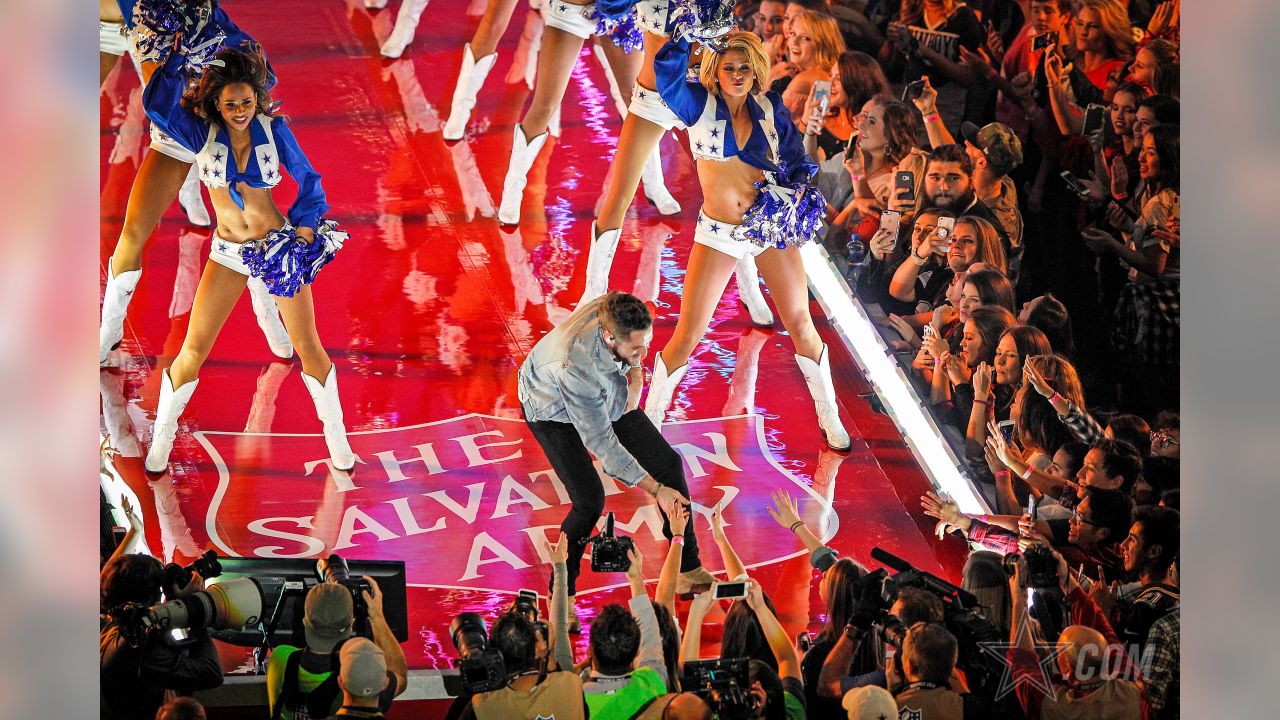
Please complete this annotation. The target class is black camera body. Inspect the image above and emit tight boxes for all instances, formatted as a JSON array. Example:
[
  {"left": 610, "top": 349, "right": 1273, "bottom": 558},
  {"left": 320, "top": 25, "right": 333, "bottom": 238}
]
[
  {"left": 1023, "top": 546, "right": 1060, "bottom": 589},
  {"left": 163, "top": 549, "right": 223, "bottom": 592},
  {"left": 1032, "top": 31, "right": 1059, "bottom": 51},
  {"left": 681, "top": 658, "right": 754, "bottom": 720},
  {"left": 589, "top": 513, "right": 634, "bottom": 573},
  {"left": 316, "top": 555, "right": 373, "bottom": 637},
  {"left": 449, "top": 612, "right": 508, "bottom": 694}
]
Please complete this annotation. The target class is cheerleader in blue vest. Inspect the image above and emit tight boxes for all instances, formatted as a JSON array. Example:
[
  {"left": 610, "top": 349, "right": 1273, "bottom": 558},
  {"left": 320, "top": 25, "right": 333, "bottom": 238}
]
[
  {"left": 642, "top": 30, "right": 850, "bottom": 451},
  {"left": 139, "top": 42, "right": 355, "bottom": 474},
  {"left": 100, "top": 0, "right": 295, "bottom": 366}
]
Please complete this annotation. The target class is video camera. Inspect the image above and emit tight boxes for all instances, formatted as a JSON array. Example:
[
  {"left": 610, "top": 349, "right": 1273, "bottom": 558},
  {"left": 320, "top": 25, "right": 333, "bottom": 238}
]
[
  {"left": 449, "top": 612, "right": 508, "bottom": 694},
  {"left": 588, "top": 512, "right": 634, "bottom": 573},
  {"left": 316, "top": 554, "right": 373, "bottom": 637},
  {"left": 681, "top": 658, "right": 754, "bottom": 720},
  {"left": 867, "top": 548, "right": 1003, "bottom": 700}
]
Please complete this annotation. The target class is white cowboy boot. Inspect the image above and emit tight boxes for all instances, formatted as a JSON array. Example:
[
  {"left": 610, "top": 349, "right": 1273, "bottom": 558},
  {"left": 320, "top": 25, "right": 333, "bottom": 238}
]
[
  {"left": 177, "top": 164, "right": 211, "bottom": 227},
  {"left": 443, "top": 44, "right": 498, "bottom": 141},
  {"left": 146, "top": 370, "right": 199, "bottom": 472},
  {"left": 302, "top": 365, "right": 356, "bottom": 471},
  {"left": 644, "top": 353, "right": 689, "bottom": 428},
  {"left": 100, "top": 259, "right": 141, "bottom": 366},
  {"left": 498, "top": 125, "right": 549, "bottom": 224},
  {"left": 247, "top": 277, "right": 294, "bottom": 359},
  {"left": 640, "top": 143, "right": 681, "bottom": 215},
  {"left": 735, "top": 256, "right": 774, "bottom": 326},
  {"left": 794, "top": 345, "right": 852, "bottom": 451},
  {"left": 506, "top": 10, "right": 544, "bottom": 90},
  {"left": 577, "top": 223, "right": 621, "bottom": 307},
  {"left": 380, "top": 0, "right": 431, "bottom": 58}
]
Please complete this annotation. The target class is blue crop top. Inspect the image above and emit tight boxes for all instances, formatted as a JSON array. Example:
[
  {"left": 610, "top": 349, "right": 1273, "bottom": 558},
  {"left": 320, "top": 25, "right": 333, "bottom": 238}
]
[
  {"left": 142, "top": 52, "right": 328, "bottom": 230},
  {"left": 654, "top": 36, "right": 816, "bottom": 184}
]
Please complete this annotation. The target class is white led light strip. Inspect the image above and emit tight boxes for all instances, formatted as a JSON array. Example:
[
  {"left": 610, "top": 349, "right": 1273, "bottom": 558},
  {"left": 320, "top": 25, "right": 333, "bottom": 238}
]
[{"left": 801, "top": 244, "right": 990, "bottom": 515}]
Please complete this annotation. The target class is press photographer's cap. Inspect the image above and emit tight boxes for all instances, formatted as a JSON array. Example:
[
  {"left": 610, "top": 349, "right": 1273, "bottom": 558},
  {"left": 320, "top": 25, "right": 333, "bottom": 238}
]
[
  {"left": 304, "top": 582, "right": 354, "bottom": 653},
  {"left": 961, "top": 121, "right": 1024, "bottom": 176},
  {"left": 339, "top": 637, "right": 388, "bottom": 698},
  {"left": 842, "top": 685, "right": 898, "bottom": 719}
]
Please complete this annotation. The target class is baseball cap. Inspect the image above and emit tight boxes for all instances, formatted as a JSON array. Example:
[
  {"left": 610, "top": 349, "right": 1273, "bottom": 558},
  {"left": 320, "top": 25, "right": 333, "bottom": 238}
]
[
  {"left": 842, "top": 685, "right": 898, "bottom": 720},
  {"left": 961, "top": 121, "right": 1024, "bottom": 176},
  {"left": 339, "top": 637, "right": 388, "bottom": 699},
  {"left": 303, "top": 583, "right": 354, "bottom": 653}
]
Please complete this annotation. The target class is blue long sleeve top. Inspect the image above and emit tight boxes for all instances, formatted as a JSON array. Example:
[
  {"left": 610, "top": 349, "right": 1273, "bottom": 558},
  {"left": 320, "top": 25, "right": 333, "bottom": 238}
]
[
  {"left": 142, "top": 52, "right": 328, "bottom": 230},
  {"left": 653, "top": 35, "right": 816, "bottom": 185}
]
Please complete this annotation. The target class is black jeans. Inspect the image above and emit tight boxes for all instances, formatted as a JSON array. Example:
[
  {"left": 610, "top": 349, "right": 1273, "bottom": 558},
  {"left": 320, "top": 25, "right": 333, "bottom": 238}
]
[{"left": 525, "top": 408, "right": 702, "bottom": 596}]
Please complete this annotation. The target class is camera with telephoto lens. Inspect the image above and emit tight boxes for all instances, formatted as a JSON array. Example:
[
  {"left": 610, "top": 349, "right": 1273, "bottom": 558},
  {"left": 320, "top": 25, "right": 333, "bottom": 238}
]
[
  {"left": 1023, "top": 546, "right": 1060, "bottom": 589},
  {"left": 449, "top": 612, "right": 507, "bottom": 694},
  {"left": 589, "top": 513, "right": 634, "bottom": 573},
  {"left": 163, "top": 549, "right": 223, "bottom": 592},
  {"left": 681, "top": 658, "right": 754, "bottom": 720},
  {"left": 316, "top": 554, "right": 373, "bottom": 637},
  {"left": 109, "top": 577, "right": 265, "bottom": 648}
]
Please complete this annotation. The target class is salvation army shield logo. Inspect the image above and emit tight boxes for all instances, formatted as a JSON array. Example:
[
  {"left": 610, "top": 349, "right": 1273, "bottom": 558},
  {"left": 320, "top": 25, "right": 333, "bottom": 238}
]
[{"left": 194, "top": 413, "right": 838, "bottom": 595}]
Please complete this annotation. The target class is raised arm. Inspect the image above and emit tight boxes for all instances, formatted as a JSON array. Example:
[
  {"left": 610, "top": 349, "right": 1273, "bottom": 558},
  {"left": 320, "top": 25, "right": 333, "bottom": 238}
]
[
  {"left": 744, "top": 579, "right": 801, "bottom": 681},
  {"left": 653, "top": 36, "right": 709, "bottom": 128},
  {"left": 679, "top": 589, "right": 716, "bottom": 667},
  {"left": 545, "top": 534, "right": 575, "bottom": 672},
  {"left": 139, "top": 50, "right": 209, "bottom": 153},
  {"left": 625, "top": 546, "right": 669, "bottom": 685},
  {"left": 654, "top": 504, "right": 690, "bottom": 613},
  {"left": 709, "top": 503, "right": 748, "bottom": 581}
]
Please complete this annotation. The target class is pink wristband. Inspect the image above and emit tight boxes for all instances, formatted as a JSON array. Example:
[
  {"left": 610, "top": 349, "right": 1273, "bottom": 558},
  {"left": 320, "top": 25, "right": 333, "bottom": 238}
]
[
  {"left": 1021, "top": 464, "right": 1035, "bottom": 480},
  {"left": 1049, "top": 392, "right": 1063, "bottom": 405},
  {"left": 671, "top": 536, "right": 684, "bottom": 545},
  {"left": 923, "top": 112, "right": 940, "bottom": 124}
]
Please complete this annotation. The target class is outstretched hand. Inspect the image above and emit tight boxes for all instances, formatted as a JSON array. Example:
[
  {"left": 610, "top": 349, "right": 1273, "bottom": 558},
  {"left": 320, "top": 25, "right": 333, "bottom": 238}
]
[{"left": 767, "top": 490, "right": 803, "bottom": 531}]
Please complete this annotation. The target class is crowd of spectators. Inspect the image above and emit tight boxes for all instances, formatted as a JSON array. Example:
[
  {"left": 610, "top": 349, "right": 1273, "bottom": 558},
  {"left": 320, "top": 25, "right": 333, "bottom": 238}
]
[{"left": 100, "top": 1, "right": 1178, "bottom": 718}]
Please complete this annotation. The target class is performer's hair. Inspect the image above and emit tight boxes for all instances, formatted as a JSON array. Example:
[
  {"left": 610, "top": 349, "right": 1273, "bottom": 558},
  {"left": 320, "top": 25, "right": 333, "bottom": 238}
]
[
  {"left": 700, "top": 31, "right": 770, "bottom": 97},
  {"left": 603, "top": 292, "right": 652, "bottom": 336},
  {"left": 183, "top": 46, "right": 280, "bottom": 126}
]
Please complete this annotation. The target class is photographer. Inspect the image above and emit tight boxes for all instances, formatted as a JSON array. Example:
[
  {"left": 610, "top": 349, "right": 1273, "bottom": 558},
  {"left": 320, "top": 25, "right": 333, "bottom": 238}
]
[
  {"left": 1006, "top": 548, "right": 1144, "bottom": 719},
  {"left": 815, "top": 584, "right": 947, "bottom": 698},
  {"left": 265, "top": 579, "right": 406, "bottom": 720},
  {"left": 580, "top": 543, "right": 671, "bottom": 719},
  {"left": 100, "top": 553, "right": 223, "bottom": 720},
  {"left": 455, "top": 534, "right": 586, "bottom": 720}
]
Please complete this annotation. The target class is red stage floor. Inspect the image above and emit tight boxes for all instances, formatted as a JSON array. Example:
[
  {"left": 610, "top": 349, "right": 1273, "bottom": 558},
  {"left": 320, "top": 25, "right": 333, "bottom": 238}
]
[{"left": 99, "top": 0, "right": 965, "bottom": 679}]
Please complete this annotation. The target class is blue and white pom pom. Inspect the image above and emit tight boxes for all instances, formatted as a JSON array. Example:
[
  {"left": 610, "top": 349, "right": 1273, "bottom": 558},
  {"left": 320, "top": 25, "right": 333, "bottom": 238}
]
[
  {"left": 669, "top": 0, "right": 736, "bottom": 47},
  {"left": 734, "top": 173, "right": 826, "bottom": 250},
  {"left": 132, "top": 0, "right": 214, "bottom": 65},
  {"left": 241, "top": 220, "right": 349, "bottom": 298},
  {"left": 591, "top": 8, "right": 644, "bottom": 53}
]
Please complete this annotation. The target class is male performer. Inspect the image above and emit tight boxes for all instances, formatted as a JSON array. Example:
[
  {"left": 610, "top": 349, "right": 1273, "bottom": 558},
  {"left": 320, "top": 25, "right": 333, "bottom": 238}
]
[{"left": 519, "top": 292, "right": 714, "bottom": 622}]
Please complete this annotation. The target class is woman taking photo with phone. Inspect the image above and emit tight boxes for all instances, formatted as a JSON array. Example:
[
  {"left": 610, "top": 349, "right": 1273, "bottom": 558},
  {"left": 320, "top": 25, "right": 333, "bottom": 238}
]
[
  {"left": 642, "top": 30, "right": 850, "bottom": 451},
  {"left": 800, "top": 50, "right": 888, "bottom": 161},
  {"left": 140, "top": 42, "right": 356, "bottom": 473}
]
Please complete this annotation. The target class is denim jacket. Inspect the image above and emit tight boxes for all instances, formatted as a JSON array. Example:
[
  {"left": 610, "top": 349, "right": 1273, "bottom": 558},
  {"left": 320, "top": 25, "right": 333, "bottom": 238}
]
[{"left": 519, "top": 297, "right": 646, "bottom": 486}]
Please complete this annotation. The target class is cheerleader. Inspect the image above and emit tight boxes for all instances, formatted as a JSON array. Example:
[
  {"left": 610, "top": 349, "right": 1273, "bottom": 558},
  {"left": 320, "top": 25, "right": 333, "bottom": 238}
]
[
  {"left": 100, "top": 0, "right": 292, "bottom": 366},
  {"left": 643, "top": 30, "right": 850, "bottom": 451},
  {"left": 139, "top": 42, "right": 355, "bottom": 473},
  {"left": 577, "top": 1, "right": 767, "bottom": 323}
]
